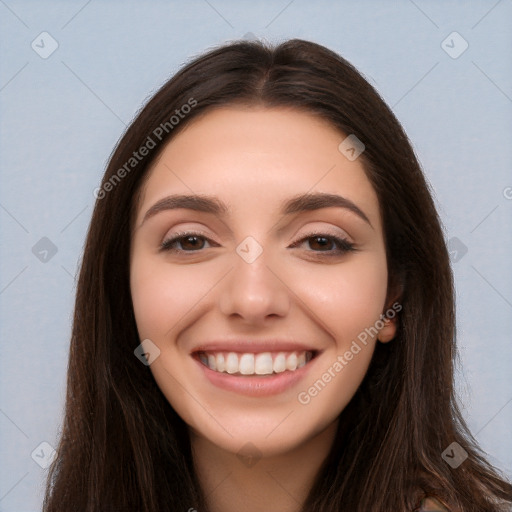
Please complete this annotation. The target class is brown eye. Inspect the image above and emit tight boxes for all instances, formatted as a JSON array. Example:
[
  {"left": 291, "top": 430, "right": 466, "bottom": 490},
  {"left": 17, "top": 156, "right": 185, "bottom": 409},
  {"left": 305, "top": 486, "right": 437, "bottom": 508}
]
[
  {"left": 308, "top": 236, "right": 336, "bottom": 251},
  {"left": 290, "top": 233, "right": 356, "bottom": 256},
  {"left": 161, "top": 232, "right": 214, "bottom": 253}
]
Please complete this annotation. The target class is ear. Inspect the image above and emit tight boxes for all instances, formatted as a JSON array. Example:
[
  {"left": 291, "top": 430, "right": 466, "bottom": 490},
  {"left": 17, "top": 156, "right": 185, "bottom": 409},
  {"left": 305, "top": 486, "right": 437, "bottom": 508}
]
[
  {"left": 377, "top": 282, "right": 403, "bottom": 343},
  {"left": 377, "top": 316, "right": 398, "bottom": 343}
]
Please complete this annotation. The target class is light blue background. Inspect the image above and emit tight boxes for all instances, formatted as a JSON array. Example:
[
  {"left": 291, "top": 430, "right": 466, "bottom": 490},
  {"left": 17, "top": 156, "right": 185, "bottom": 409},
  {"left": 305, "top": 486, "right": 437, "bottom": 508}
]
[{"left": 1, "top": 1, "right": 511, "bottom": 510}]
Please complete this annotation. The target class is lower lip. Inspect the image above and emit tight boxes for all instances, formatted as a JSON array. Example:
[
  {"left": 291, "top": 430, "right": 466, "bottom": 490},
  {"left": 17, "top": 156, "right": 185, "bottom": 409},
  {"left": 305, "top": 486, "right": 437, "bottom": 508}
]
[{"left": 193, "top": 355, "right": 318, "bottom": 397}]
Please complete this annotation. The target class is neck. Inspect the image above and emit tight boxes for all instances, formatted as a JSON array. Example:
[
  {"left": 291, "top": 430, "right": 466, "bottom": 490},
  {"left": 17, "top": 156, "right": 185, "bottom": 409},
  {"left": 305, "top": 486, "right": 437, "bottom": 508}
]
[{"left": 190, "top": 420, "right": 338, "bottom": 512}]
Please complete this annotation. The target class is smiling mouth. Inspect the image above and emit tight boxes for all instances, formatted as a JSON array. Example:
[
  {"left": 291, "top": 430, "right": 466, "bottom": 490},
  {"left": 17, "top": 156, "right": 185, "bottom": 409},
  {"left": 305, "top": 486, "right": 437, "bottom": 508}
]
[{"left": 195, "top": 350, "right": 317, "bottom": 376}]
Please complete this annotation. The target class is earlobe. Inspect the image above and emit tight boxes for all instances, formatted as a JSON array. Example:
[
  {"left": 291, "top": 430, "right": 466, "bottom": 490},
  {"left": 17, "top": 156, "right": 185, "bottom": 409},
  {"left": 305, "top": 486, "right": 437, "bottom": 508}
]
[
  {"left": 379, "top": 280, "right": 403, "bottom": 343},
  {"left": 377, "top": 316, "right": 398, "bottom": 343}
]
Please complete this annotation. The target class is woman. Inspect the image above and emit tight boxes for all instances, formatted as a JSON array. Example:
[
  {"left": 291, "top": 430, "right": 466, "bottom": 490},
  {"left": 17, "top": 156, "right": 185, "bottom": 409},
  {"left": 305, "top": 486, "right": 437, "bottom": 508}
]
[{"left": 42, "top": 38, "right": 512, "bottom": 511}]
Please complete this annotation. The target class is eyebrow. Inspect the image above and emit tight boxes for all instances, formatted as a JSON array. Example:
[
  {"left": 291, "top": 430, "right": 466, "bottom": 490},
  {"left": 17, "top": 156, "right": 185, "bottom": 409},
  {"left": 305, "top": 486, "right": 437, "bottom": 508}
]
[{"left": 141, "top": 192, "right": 373, "bottom": 229}]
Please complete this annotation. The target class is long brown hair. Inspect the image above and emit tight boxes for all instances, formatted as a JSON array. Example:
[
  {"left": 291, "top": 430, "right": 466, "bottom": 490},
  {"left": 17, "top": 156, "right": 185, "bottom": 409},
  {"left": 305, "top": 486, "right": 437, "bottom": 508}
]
[{"left": 42, "top": 38, "right": 512, "bottom": 512}]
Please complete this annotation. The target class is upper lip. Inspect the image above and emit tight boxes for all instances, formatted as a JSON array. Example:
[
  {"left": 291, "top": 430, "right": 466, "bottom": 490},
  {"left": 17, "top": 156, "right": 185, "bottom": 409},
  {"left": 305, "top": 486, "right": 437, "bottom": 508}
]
[{"left": 191, "top": 339, "right": 319, "bottom": 354}]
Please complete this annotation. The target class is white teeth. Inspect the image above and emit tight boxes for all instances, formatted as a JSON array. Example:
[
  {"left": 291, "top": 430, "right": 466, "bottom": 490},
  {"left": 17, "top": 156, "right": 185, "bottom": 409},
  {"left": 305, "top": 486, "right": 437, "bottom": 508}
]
[
  {"left": 255, "top": 352, "right": 273, "bottom": 375},
  {"left": 239, "top": 353, "right": 255, "bottom": 375},
  {"left": 226, "top": 352, "right": 238, "bottom": 374},
  {"left": 273, "top": 353, "right": 287, "bottom": 373},
  {"left": 199, "top": 350, "right": 314, "bottom": 375},
  {"left": 216, "top": 353, "right": 225, "bottom": 372},
  {"left": 286, "top": 353, "right": 298, "bottom": 371}
]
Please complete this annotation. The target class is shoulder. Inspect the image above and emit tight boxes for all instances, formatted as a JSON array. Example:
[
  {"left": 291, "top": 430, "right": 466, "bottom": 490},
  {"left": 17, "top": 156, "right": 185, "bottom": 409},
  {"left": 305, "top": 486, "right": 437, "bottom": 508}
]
[{"left": 417, "top": 497, "right": 450, "bottom": 511}]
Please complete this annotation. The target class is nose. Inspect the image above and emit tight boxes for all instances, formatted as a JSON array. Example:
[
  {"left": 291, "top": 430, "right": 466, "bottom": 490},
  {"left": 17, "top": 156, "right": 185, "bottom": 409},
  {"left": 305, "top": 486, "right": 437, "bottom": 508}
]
[{"left": 218, "top": 249, "right": 291, "bottom": 326}]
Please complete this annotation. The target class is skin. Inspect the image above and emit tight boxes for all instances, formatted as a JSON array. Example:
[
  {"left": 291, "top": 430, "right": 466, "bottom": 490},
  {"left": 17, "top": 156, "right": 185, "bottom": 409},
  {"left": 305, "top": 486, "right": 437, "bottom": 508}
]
[{"left": 130, "top": 106, "right": 398, "bottom": 512}]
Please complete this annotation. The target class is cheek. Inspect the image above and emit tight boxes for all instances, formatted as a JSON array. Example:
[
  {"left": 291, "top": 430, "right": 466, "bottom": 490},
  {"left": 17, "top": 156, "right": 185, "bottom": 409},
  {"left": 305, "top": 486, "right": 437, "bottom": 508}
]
[
  {"left": 130, "top": 257, "right": 199, "bottom": 340},
  {"left": 299, "top": 253, "right": 389, "bottom": 344},
  {"left": 293, "top": 256, "right": 388, "bottom": 422}
]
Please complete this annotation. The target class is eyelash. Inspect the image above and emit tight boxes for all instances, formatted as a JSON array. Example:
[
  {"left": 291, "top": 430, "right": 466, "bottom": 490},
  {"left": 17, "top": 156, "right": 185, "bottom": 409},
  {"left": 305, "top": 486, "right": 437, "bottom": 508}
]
[{"left": 160, "top": 231, "right": 357, "bottom": 257}]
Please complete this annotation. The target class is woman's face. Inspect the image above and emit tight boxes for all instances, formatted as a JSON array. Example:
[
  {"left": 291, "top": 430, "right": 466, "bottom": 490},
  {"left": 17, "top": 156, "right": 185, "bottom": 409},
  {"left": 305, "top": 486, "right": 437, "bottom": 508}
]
[{"left": 130, "top": 106, "right": 396, "bottom": 458}]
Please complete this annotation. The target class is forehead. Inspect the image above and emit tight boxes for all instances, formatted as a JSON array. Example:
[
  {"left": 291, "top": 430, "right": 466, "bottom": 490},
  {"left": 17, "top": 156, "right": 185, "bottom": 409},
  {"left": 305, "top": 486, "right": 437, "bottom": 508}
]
[{"left": 135, "top": 106, "right": 381, "bottom": 230}]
